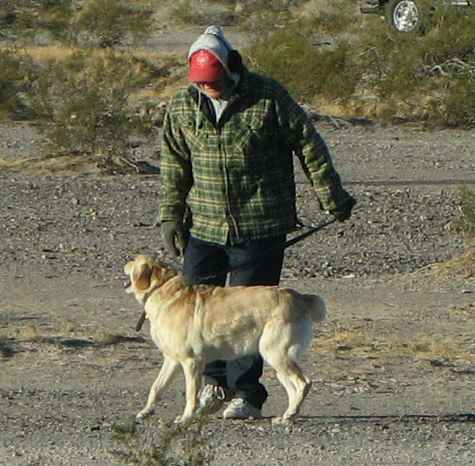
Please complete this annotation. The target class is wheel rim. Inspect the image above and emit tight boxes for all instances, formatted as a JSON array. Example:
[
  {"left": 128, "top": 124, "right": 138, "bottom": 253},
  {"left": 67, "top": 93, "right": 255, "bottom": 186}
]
[{"left": 393, "top": 1, "right": 420, "bottom": 32}]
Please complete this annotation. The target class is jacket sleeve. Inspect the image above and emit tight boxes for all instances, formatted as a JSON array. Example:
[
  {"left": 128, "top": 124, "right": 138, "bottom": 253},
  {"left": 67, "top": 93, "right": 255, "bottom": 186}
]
[
  {"left": 276, "top": 87, "right": 353, "bottom": 213},
  {"left": 159, "top": 105, "right": 193, "bottom": 223}
]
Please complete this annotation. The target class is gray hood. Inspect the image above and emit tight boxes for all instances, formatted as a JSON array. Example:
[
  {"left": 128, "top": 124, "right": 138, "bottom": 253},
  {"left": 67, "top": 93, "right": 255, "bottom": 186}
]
[{"left": 188, "top": 25, "right": 235, "bottom": 78}]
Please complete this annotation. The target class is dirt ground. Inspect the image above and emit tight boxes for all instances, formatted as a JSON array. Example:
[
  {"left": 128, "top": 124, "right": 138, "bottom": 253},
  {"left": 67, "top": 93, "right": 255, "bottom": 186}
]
[{"left": 0, "top": 118, "right": 474, "bottom": 466}]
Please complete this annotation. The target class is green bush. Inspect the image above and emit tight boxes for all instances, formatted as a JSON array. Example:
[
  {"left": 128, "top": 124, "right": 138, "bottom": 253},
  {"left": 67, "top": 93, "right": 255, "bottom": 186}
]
[
  {"left": 171, "top": 1, "right": 206, "bottom": 26},
  {"left": 7, "top": 0, "right": 74, "bottom": 43},
  {"left": 111, "top": 417, "right": 214, "bottom": 466},
  {"left": 423, "top": 3, "right": 475, "bottom": 61},
  {"left": 433, "top": 78, "right": 475, "bottom": 128},
  {"left": 4, "top": 0, "right": 153, "bottom": 47},
  {"left": 242, "top": 0, "right": 359, "bottom": 102},
  {"left": 248, "top": 31, "right": 359, "bottom": 102},
  {"left": 29, "top": 50, "right": 157, "bottom": 169},
  {"left": 73, "top": 0, "right": 153, "bottom": 48},
  {"left": 171, "top": 0, "right": 236, "bottom": 26},
  {"left": 0, "top": 49, "right": 37, "bottom": 119},
  {"left": 237, "top": 0, "right": 294, "bottom": 30},
  {"left": 244, "top": 0, "right": 475, "bottom": 126},
  {"left": 354, "top": 5, "right": 475, "bottom": 124}
]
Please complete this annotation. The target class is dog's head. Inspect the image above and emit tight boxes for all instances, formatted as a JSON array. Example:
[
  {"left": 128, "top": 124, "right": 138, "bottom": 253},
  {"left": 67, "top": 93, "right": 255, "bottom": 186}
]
[{"left": 124, "top": 255, "right": 178, "bottom": 302}]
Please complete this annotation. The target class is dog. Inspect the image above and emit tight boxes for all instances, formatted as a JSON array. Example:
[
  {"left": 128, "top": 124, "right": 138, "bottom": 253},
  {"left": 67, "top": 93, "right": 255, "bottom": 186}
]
[{"left": 124, "top": 255, "right": 326, "bottom": 424}]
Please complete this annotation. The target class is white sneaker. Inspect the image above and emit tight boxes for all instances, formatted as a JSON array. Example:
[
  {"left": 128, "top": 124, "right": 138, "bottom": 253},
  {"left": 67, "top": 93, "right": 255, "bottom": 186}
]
[
  {"left": 222, "top": 398, "right": 262, "bottom": 420},
  {"left": 197, "top": 385, "right": 227, "bottom": 416}
]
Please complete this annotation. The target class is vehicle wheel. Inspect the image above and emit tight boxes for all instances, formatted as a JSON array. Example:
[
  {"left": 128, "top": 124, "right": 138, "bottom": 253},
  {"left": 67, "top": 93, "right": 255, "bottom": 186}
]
[{"left": 385, "top": 0, "right": 426, "bottom": 33}]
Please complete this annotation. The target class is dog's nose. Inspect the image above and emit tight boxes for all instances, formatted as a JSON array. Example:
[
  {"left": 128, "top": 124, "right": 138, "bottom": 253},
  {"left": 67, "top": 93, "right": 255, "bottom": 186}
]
[{"left": 123, "top": 279, "right": 131, "bottom": 289}]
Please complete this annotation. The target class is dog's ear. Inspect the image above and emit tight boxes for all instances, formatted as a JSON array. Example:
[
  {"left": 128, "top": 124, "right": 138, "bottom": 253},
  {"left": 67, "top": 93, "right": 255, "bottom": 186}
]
[
  {"left": 133, "top": 262, "right": 153, "bottom": 291},
  {"left": 152, "top": 265, "right": 177, "bottom": 285}
]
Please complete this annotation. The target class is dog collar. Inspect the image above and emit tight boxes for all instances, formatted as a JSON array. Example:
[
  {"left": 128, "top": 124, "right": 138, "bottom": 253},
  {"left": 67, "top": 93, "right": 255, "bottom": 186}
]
[
  {"left": 135, "top": 283, "right": 161, "bottom": 332},
  {"left": 142, "top": 283, "right": 161, "bottom": 306}
]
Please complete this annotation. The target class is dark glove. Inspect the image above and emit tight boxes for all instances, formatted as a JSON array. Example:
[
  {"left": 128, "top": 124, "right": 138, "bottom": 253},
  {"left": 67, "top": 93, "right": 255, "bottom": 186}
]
[
  {"left": 161, "top": 221, "right": 187, "bottom": 257},
  {"left": 331, "top": 196, "right": 357, "bottom": 222}
]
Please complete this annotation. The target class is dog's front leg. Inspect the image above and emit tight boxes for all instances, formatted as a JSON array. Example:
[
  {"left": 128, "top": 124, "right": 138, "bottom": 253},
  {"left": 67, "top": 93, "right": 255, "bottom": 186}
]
[
  {"left": 137, "top": 356, "right": 179, "bottom": 420},
  {"left": 175, "top": 358, "right": 204, "bottom": 424}
]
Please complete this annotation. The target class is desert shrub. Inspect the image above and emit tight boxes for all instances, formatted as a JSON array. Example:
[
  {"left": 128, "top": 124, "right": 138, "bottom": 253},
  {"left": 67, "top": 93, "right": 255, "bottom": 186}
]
[
  {"left": 28, "top": 50, "right": 158, "bottom": 169},
  {"left": 434, "top": 78, "right": 475, "bottom": 128},
  {"left": 242, "top": 0, "right": 360, "bottom": 102},
  {"left": 244, "top": 0, "right": 475, "bottom": 125},
  {"left": 0, "top": 49, "right": 37, "bottom": 119},
  {"left": 238, "top": 0, "right": 355, "bottom": 35},
  {"left": 170, "top": 1, "right": 206, "bottom": 26},
  {"left": 301, "top": 0, "right": 357, "bottom": 35},
  {"left": 5, "top": 0, "right": 75, "bottom": 43},
  {"left": 423, "top": 2, "right": 475, "bottom": 58},
  {"left": 0, "top": 2, "right": 19, "bottom": 40},
  {"left": 245, "top": 21, "right": 360, "bottom": 102},
  {"left": 111, "top": 417, "right": 214, "bottom": 466},
  {"left": 4, "top": 0, "right": 153, "bottom": 47},
  {"left": 237, "top": 0, "right": 296, "bottom": 32},
  {"left": 357, "top": 27, "right": 421, "bottom": 100},
  {"left": 385, "top": 3, "right": 475, "bottom": 77},
  {"left": 172, "top": 0, "right": 237, "bottom": 26},
  {"left": 73, "top": 0, "right": 154, "bottom": 48},
  {"left": 350, "top": 3, "right": 475, "bottom": 124}
]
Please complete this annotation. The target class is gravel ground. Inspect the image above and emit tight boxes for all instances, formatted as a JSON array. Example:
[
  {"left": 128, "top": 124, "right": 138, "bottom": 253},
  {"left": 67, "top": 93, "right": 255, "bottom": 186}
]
[{"left": 1, "top": 120, "right": 475, "bottom": 465}]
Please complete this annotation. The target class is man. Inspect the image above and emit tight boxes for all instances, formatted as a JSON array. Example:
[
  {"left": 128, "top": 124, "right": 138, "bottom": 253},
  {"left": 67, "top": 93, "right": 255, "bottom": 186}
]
[{"left": 159, "top": 26, "right": 356, "bottom": 419}]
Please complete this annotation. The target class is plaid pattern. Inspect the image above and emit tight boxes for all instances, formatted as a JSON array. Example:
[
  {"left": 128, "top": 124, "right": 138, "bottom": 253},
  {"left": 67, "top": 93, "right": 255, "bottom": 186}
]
[{"left": 159, "top": 69, "right": 352, "bottom": 245}]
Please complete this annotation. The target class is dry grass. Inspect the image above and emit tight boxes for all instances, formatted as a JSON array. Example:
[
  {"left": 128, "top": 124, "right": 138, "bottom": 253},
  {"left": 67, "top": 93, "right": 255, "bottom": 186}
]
[
  {"left": 431, "top": 248, "right": 475, "bottom": 279},
  {"left": 313, "top": 90, "right": 444, "bottom": 124},
  {"left": 316, "top": 327, "right": 475, "bottom": 362},
  {"left": 24, "top": 43, "right": 186, "bottom": 103},
  {"left": 18, "top": 323, "right": 43, "bottom": 342},
  {"left": 294, "top": 0, "right": 360, "bottom": 18},
  {"left": 15, "top": 45, "right": 77, "bottom": 63},
  {"left": 0, "top": 320, "right": 133, "bottom": 348},
  {"left": 93, "top": 331, "right": 128, "bottom": 345},
  {"left": 449, "top": 302, "right": 475, "bottom": 318},
  {"left": 11, "top": 44, "right": 173, "bottom": 65},
  {"left": 0, "top": 154, "right": 100, "bottom": 176}
]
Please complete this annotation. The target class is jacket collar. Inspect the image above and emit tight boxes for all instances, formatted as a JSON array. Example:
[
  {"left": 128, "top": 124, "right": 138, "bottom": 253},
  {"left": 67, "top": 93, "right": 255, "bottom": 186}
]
[{"left": 187, "top": 67, "right": 251, "bottom": 126}]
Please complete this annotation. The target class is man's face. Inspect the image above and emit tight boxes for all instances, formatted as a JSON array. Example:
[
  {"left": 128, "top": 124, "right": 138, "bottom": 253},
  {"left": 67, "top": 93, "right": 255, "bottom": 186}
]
[{"left": 197, "top": 78, "right": 226, "bottom": 99}]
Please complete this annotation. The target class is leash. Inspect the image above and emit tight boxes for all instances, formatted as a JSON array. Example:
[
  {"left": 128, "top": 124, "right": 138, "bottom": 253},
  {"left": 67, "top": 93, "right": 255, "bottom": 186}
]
[
  {"left": 208, "top": 216, "right": 338, "bottom": 277},
  {"left": 136, "top": 311, "right": 147, "bottom": 332},
  {"left": 284, "top": 216, "right": 338, "bottom": 248}
]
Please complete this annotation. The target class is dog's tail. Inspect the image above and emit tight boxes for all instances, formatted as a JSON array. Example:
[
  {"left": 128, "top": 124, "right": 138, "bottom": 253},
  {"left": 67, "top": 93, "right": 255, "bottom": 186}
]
[{"left": 301, "top": 293, "right": 326, "bottom": 322}]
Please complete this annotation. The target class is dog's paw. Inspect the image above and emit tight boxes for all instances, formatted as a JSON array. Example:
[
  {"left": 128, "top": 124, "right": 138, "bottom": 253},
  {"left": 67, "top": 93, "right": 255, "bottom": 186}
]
[
  {"left": 174, "top": 414, "right": 193, "bottom": 425},
  {"left": 136, "top": 409, "right": 154, "bottom": 420},
  {"left": 271, "top": 416, "right": 292, "bottom": 426}
]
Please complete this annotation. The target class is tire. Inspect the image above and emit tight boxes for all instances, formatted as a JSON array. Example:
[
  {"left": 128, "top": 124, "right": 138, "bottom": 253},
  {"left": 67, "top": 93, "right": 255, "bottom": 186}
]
[{"left": 385, "top": 0, "right": 426, "bottom": 32}]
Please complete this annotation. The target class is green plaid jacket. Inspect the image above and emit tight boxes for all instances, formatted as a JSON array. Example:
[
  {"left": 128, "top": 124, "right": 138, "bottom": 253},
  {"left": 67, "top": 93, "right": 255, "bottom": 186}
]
[{"left": 159, "top": 68, "right": 352, "bottom": 245}]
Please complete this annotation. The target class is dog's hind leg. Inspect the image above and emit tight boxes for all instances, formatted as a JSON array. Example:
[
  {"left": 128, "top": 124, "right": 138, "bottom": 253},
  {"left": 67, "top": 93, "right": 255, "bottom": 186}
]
[
  {"left": 176, "top": 358, "right": 204, "bottom": 424},
  {"left": 277, "top": 359, "right": 311, "bottom": 423},
  {"left": 260, "top": 322, "right": 312, "bottom": 423},
  {"left": 264, "top": 352, "right": 312, "bottom": 424},
  {"left": 137, "top": 356, "right": 179, "bottom": 420}
]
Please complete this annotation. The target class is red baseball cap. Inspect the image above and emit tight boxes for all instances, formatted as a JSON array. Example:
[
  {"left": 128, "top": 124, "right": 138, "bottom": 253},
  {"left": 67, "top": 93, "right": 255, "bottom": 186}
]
[{"left": 188, "top": 49, "right": 225, "bottom": 83}]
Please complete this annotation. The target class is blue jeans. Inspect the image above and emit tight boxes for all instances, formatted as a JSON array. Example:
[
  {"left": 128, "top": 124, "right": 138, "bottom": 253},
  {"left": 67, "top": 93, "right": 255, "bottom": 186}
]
[{"left": 183, "top": 234, "right": 286, "bottom": 409}]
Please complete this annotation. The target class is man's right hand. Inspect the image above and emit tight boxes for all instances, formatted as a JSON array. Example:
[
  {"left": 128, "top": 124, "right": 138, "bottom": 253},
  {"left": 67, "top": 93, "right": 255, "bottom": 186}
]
[{"left": 161, "top": 221, "right": 186, "bottom": 257}]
